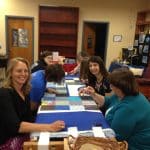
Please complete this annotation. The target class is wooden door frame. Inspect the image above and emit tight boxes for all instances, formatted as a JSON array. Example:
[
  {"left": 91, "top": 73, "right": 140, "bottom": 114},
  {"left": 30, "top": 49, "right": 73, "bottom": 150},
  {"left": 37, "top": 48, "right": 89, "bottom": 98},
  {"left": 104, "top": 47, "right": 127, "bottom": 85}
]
[
  {"left": 82, "top": 21, "right": 109, "bottom": 64},
  {"left": 5, "top": 16, "right": 34, "bottom": 63}
]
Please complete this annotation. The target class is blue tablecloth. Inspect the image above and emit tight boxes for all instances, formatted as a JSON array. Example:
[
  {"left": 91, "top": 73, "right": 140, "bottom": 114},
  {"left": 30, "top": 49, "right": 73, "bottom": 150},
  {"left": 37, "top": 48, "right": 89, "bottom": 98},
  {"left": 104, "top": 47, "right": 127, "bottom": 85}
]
[{"left": 36, "top": 111, "right": 109, "bottom": 131}]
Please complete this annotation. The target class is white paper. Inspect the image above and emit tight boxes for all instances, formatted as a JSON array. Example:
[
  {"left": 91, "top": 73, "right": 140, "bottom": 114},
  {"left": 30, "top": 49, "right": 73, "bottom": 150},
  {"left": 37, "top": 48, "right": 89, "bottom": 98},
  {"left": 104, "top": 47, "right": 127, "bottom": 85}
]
[
  {"left": 68, "top": 127, "right": 78, "bottom": 137},
  {"left": 38, "top": 132, "right": 50, "bottom": 150},
  {"left": 67, "top": 85, "right": 85, "bottom": 96},
  {"left": 92, "top": 126, "right": 105, "bottom": 137}
]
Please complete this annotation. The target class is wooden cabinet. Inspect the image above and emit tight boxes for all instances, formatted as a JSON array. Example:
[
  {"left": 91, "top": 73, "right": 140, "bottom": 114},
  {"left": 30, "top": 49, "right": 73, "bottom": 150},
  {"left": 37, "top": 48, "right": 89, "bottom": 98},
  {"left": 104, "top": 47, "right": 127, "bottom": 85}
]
[
  {"left": 39, "top": 6, "right": 79, "bottom": 58},
  {"left": 135, "top": 10, "right": 150, "bottom": 34}
]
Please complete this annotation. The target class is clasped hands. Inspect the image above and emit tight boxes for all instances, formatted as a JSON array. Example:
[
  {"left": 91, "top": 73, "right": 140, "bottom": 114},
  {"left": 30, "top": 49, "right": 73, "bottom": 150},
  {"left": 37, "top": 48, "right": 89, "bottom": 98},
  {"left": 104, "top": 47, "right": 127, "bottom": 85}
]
[{"left": 79, "top": 86, "right": 95, "bottom": 96}]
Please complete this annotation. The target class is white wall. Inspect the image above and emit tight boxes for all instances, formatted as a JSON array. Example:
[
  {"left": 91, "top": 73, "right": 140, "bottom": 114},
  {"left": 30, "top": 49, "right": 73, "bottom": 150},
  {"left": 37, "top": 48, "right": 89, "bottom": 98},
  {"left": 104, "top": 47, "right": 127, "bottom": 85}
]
[{"left": 0, "top": 0, "right": 149, "bottom": 68}]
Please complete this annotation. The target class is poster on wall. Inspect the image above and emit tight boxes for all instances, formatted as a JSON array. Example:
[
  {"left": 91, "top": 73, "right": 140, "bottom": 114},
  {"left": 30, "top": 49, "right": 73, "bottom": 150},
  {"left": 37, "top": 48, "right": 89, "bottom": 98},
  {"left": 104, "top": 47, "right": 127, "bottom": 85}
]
[
  {"left": 12, "top": 29, "right": 18, "bottom": 47},
  {"left": 18, "top": 28, "right": 29, "bottom": 48},
  {"left": 12, "top": 28, "right": 29, "bottom": 48}
]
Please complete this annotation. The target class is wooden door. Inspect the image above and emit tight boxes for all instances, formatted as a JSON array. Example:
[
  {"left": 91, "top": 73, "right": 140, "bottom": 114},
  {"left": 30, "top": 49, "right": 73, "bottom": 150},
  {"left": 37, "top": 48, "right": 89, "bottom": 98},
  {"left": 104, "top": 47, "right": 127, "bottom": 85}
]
[
  {"left": 83, "top": 23, "right": 96, "bottom": 55},
  {"left": 6, "top": 17, "right": 34, "bottom": 65}
]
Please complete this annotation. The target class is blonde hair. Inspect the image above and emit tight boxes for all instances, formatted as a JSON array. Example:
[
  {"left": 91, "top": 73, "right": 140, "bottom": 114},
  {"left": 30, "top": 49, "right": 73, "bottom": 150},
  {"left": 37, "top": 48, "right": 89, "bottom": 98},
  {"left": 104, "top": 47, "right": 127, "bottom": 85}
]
[{"left": 3, "top": 57, "right": 31, "bottom": 95}]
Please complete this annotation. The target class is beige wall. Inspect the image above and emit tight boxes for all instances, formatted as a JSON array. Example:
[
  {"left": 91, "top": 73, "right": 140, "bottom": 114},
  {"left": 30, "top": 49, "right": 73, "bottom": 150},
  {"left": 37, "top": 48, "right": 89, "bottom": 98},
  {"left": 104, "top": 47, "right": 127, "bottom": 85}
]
[{"left": 0, "top": 0, "right": 149, "bottom": 68}]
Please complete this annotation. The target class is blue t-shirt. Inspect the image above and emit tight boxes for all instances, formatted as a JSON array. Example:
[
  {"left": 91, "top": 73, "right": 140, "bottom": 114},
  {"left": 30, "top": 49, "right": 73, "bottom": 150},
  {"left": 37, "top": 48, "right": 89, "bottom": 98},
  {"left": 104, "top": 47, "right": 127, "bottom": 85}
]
[{"left": 30, "top": 70, "right": 46, "bottom": 103}]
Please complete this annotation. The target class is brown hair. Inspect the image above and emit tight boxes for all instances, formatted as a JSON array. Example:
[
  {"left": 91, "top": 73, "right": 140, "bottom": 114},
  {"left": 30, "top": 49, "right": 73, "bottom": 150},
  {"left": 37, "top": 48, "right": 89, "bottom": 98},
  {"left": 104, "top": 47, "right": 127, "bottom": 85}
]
[
  {"left": 76, "top": 51, "right": 89, "bottom": 62},
  {"left": 3, "top": 57, "right": 31, "bottom": 95},
  {"left": 45, "top": 64, "right": 65, "bottom": 83},
  {"left": 80, "top": 58, "right": 89, "bottom": 81},
  {"left": 108, "top": 68, "right": 139, "bottom": 96}
]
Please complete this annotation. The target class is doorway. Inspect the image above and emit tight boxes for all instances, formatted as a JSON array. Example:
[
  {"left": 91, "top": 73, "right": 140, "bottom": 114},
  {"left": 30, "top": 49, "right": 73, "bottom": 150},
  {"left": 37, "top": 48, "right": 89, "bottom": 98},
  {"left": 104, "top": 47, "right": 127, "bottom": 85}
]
[
  {"left": 6, "top": 16, "right": 34, "bottom": 65},
  {"left": 82, "top": 21, "right": 109, "bottom": 62}
]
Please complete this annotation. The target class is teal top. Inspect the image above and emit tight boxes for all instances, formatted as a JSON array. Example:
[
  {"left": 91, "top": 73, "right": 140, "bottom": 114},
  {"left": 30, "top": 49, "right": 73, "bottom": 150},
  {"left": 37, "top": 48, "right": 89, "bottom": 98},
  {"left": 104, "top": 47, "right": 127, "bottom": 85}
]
[{"left": 104, "top": 93, "right": 150, "bottom": 150}]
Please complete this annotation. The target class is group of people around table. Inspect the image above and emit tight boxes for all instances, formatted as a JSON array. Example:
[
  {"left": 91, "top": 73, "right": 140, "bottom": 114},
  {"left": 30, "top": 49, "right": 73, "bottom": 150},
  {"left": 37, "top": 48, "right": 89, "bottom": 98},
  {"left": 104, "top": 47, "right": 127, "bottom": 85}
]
[{"left": 0, "top": 50, "right": 150, "bottom": 150}]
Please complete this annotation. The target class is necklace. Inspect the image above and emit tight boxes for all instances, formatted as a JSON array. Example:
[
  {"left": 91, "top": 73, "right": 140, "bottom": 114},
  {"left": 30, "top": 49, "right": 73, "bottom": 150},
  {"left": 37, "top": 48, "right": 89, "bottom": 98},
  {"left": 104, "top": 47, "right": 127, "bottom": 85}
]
[{"left": 96, "top": 75, "right": 103, "bottom": 84}]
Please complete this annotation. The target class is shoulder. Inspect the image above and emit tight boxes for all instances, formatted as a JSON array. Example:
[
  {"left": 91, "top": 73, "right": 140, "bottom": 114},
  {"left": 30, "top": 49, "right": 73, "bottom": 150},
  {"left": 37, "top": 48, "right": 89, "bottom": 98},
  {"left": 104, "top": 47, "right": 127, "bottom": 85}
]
[
  {"left": 0, "top": 87, "right": 12, "bottom": 95},
  {"left": 31, "top": 71, "right": 46, "bottom": 87},
  {"left": 0, "top": 87, "right": 15, "bottom": 104},
  {"left": 31, "top": 70, "right": 45, "bottom": 78}
]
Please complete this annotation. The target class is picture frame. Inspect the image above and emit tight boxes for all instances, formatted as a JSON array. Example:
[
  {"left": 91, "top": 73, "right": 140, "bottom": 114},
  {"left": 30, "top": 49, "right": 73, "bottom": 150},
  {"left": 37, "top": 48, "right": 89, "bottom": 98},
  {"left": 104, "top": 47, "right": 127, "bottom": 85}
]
[
  {"left": 143, "top": 45, "right": 149, "bottom": 53},
  {"left": 142, "top": 55, "right": 148, "bottom": 64},
  {"left": 113, "top": 35, "right": 122, "bottom": 42}
]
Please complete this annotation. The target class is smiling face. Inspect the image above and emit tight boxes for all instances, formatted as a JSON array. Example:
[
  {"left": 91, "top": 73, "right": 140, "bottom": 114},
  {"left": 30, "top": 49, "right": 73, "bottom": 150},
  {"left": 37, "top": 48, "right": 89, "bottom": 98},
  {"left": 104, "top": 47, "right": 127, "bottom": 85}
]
[
  {"left": 89, "top": 62, "right": 100, "bottom": 76},
  {"left": 11, "top": 61, "right": 29, "bottom": 87}
]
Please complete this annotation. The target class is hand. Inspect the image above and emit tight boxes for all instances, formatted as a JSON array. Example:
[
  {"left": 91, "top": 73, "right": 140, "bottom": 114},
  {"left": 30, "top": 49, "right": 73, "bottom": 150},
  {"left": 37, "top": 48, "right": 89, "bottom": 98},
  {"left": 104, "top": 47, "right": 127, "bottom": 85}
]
[
  {"left": 47, "top": 88, "right": 58, "bottom": 94},
  {"left": 86, "top": 86, "right": 95, "bottom": 95},
  {"left": 69, "top": 69, "right": 76, "bottom": 75},
  {"left": 78, "top": 87, "right": 86, "bottom": 96},
  {"left": 49, "top": 120, "right": 65, "bottom": 132},
  {"left": 79, "top": 86, "right": 95, "bottom": 96}
]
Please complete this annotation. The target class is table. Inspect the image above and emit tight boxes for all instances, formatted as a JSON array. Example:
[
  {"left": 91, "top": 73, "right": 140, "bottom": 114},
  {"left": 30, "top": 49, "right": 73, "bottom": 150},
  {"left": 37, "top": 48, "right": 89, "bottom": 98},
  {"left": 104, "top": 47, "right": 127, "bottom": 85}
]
[{"left": 28, "top": 75, "right": 111, "bottom": 149}]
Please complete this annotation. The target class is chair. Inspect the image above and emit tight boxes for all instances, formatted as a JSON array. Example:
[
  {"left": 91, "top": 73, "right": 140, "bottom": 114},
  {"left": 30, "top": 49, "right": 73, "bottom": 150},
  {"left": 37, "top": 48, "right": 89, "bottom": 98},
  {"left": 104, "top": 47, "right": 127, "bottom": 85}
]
[{"left": 136, "top": 60, "right": 150, "bottom": 100}]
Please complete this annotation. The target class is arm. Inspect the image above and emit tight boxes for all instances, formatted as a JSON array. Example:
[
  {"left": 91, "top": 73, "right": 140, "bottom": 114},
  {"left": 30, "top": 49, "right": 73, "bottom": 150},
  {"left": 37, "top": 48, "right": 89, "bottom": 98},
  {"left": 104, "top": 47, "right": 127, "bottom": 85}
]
[
  {"left": 19, "top": 120, "right": 65, "bottom": 133},
  {"left": 46, "top": 87, "right": 58, "bottom": 94},
  {"left": 0, "top": 88, "right": 65, "bottom": 134},
  {"left": 69, "top": 64, "right": 80, "bottom": 75},
  {"left": 79, "top": 86, "right": 105, "bottom": 108}
]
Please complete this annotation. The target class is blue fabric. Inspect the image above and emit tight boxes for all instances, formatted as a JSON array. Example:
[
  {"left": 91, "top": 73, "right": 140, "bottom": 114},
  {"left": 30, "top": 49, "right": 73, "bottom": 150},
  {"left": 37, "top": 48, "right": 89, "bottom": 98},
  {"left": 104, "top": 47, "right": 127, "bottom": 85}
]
[
  {"left": 30, "top": 70, "right": 46, "bottom": 103},
  {"left": 36, "top": 111, "right": 109, "bottom": 131},
  {"left": 65, "top": 74, "right": 79, "bottom": 80},
  {"left": 108, "top": 62, "right": 122, "bottom": 72},
  {"left": 55, "top": 105, "right": 69, "bottom": 110}
]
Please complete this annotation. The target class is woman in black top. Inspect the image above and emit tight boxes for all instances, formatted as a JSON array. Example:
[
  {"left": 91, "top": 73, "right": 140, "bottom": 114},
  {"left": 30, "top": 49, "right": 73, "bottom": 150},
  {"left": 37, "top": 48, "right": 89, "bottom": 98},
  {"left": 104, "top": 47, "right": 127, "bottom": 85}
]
[
  {"left": 87, "top": 56, "right": 111, "bottom": 96},
  {"left": 0, "top": 57, "right": 65, "bottom": 149},
  {"left": 80, "top": 56, "right": 111, "bottom": 96},
  {"left": 31, "top": 50, "right": 53, "bottom": 73},
  {"left": 79, "top": 56, "right": 111, "bottom": 114}
]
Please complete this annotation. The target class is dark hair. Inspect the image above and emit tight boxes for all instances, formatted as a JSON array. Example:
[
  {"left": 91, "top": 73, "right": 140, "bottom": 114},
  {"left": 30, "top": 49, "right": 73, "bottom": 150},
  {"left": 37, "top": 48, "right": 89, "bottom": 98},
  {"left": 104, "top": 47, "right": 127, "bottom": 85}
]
[
  {"left": 108, "top": 68, "right": 139, "bottom": 96},
  {"left": 45, "top": 64, "right": 65, "bottom": 83},
  {"left": 40, "top": 50, "right": 52, "bottom": 60},
  {"left": 88, "top": 55, "right": 108, "bottom": 76},
  {"left": 88, "top": 56, "right": 108, "bottom": 87}
]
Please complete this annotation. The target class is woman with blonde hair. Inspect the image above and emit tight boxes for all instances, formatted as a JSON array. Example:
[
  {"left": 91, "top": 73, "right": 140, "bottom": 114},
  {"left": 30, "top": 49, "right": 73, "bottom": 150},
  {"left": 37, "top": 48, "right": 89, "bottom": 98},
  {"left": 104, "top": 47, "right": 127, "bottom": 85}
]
[{"left": 0, "top": 57, "right": 65, "bottom": 149}]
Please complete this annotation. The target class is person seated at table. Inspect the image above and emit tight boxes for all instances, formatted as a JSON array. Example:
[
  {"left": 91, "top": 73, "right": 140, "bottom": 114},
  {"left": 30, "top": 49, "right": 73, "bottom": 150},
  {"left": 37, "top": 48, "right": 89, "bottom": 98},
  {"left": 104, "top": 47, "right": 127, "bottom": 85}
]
[
  {"left": 79, "top": 56, "right": 111, "bottom": 96},
  {"left": 31, "top": 50, "right": 53, "bottom": 73},
  {"left": 80, "top": 68, "right": 150, "bottom": 150},
  {"left": 30, "top": 63, "right": 65, "bottom": 112},
  {"left": 79, "top": 58, "right": 89, "bottom": 84},
  {"left": 0, "top": 57, "right": 65, "bottom": 149},
  {"left": 79, "top": 56, "right": 112, "bottom": 114},
  {"left": 69, "top": 51, "right": 89, "bottom": 75}
]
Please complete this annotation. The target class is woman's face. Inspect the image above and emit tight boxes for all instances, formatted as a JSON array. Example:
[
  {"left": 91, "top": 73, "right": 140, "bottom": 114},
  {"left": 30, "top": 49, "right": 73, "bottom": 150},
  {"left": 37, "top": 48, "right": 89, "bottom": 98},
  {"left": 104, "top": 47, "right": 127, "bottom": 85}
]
[
  {"left": 89, "top": 62, "right": 100, "bottom": 76},
  {"left": 110, "top": 84, "right": 124, "bottom": 99},
  {"left": 11, "top": 61, "right": 29, "bottom": 87},
  {"left": 44, "top": 55, "right": 53, "bottom": 65}
]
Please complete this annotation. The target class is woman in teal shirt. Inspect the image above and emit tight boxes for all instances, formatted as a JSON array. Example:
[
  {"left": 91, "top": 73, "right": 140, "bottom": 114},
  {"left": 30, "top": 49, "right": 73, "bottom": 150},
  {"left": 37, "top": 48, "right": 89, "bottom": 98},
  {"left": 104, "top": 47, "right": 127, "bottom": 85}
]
[{"left": 81, "top": 68, "right": 150, "bottom": 150}]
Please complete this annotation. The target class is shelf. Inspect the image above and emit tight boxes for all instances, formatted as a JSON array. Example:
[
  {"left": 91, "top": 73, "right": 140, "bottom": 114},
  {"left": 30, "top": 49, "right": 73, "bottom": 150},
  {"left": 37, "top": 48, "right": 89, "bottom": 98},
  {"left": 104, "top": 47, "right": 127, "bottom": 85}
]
[
  {"left": 136, "top": 21, "right": 150, "bottom": 26},
  {"left": 40, "top": 20, "right": 78, "bottom": 25},
  {"left": 39, "top": 6, "right": 79, "bottom": 58}
]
